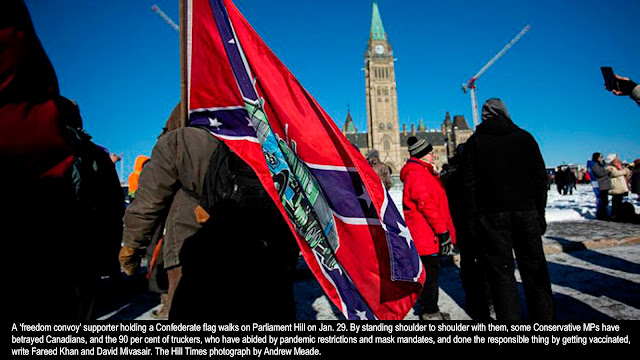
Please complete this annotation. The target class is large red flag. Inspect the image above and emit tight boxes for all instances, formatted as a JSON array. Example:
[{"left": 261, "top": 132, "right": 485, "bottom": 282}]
[{"left": 187, "top": 0, "right": 424, "bottom": 320}]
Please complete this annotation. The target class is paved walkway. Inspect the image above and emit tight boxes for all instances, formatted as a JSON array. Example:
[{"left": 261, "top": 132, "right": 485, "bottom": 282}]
[
  {"left": 101, "top": 219, "right": 640, "bottom": 321},
  {"left": 542, "top": 220, "right": 640, "bottom": 254},
  {"left": 294, "top": 219, "right": 640, "bottom": 321}
]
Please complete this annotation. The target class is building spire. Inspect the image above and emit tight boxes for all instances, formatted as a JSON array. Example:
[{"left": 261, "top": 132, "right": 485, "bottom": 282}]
[
  {"left": 344, "top": 107, "right": 357, "bottom": 133},
  {"left": 418, "top": 118, "right": 426, "bottom": 131},
  {"left": 370, "top": 2, "right": 387, "bottom": 41}
]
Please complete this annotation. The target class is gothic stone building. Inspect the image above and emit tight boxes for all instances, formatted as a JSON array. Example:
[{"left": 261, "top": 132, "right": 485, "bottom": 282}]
[{"left": 342, "top": 2, "right": 472, "bottom": 173}]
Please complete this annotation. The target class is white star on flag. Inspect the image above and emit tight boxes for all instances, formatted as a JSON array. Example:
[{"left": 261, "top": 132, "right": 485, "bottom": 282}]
[
  {"left": 357, "top": 184, "right": 372, "bottom": 208},
  {"left": 397, "top": 222, "right": 413, "bottom": 248},
  {"left": 355, "top": 309, "right": 368, "bottom": 320},
  {"left": 245, "top": 116, "right": 254, "bottom": 128},
  {"left": 208, "top": 117, "right": 223, "bottom": 129}
]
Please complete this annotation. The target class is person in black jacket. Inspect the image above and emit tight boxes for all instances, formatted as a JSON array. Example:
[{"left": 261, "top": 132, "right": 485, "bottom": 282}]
[
  {"left": 555, "top": 166, "right": 566, "bottom": 195},
  {"left": 461, "top": 98, "right": 555, "bottom": 320},
  {"left": 632, "top": 159, "right": 640, "bottom": 200},
  {"left": 443, "top": 144, "right": 491, "bottom": 320}
]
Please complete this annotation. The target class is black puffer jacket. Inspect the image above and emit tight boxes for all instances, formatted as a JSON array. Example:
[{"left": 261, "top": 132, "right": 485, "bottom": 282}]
[{"left": 461, "top": 98, "right": 547, "bottom": 216}]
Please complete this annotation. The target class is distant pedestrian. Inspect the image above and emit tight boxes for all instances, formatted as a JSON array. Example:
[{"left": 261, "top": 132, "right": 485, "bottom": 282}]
[
  {"left": 400, "top": 136, "right": 456, "bottom": 320},
  {"left": 366, "top": 149, "right": 393, "bottom": 190},
  {"left": 588, "top": 153, "right": 611, "bottom": 221},
  {"left": 566, "top": 168, "right": 576, "bottom": 195},
  {"left": 555, "top": 167, "right": 563, "bottom": 194},
  {"left": 461, "top": 98, "right": 555, "bottom": 320},
  {"left": 605, "top": 153, "right": 632, "bottom": 219},
  {"left": 631, "top": 159, "right": 640, "bottom": 200},
  {"left": 127, "top": 155, "right": 150, "bottom": 200},
  {"left": 110, "top": 153, "right": 122, "bottom": 164}
]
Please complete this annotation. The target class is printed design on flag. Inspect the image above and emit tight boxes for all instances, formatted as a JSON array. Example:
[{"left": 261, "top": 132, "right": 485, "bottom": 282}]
[{"left": 244, "top": 98, "right": 340, "bottom": 270}]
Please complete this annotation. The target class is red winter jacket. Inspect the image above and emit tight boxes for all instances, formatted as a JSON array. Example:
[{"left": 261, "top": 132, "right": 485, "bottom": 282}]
[
  {"left": 400, "top": 158, "right": 456, "bottom": 256},
  {"left": 0, "top": 1, "right": 73, "bottom": 179}
]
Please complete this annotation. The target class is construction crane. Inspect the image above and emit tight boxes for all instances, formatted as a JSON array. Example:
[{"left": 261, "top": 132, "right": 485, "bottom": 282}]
[
  {"left": 151, "top": 4, "right": 179, "bottom": 32},
  {"left": 462, "top": 25, "right": 530, "bottom": 129}
]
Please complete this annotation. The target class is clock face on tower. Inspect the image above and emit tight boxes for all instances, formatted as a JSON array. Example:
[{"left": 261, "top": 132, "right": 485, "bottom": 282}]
[{"left": 375, "top": 44, "right": 385, "bottom": 54}]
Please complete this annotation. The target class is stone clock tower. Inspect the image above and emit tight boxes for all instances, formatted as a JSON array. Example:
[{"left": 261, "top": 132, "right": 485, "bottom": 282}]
[{"left": 364, "top": 2, "right": 402, "bottom": 173}]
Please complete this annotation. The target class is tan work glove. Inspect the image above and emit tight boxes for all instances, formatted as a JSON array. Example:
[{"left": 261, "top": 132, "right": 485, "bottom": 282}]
[{"left": 119, "top": 246, "right": 143, "bottom": 276}]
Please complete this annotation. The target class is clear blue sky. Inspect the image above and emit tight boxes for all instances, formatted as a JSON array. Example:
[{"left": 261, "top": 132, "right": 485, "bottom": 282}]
[{"left": 25, "top": 0, "right": 639, "bottom": 180}]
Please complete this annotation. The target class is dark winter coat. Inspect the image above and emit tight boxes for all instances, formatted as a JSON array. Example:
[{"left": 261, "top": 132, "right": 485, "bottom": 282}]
[
  {"left": 0, "top": 1, "right": 73, "bottom": 180},
  {"left": 461, "top": 98, "right": 547, "bottom": 217},
  {"left": 400, "top": 158, "right": 456, "bottom": 256},
  {"left": 632, "top": 167, "right": 640, "bottom": 195},
  {"left": 122, "top": 127, "right": 220, "bottom": 268},
  {"left": 368, "top": 155, "right": 393, "bottom": 190},
  {"left": 591, "top": 161, "right": 611, "bottom": 191},
  {"left": 554, "top": 169, "right": 566, "bottom": 186},
  {"left": 3, "top": 1, "right": 118, "bottom": 321}
]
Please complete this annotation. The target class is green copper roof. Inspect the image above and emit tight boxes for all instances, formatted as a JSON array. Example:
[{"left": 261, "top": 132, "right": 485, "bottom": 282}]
[
  {"left": 345, "top": 110, "right": 357, "bottom": 133},
  {"left": 418, "top": 118, "right": 426, "bottom": 131},
  {"left": 370, "top": 2, "right": 386, "bottom": 41}
]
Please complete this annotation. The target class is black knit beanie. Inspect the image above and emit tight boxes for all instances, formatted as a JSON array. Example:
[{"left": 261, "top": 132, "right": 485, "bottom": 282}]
[{"left": 407, "top": 136, "right": 432, "bottom": 158}]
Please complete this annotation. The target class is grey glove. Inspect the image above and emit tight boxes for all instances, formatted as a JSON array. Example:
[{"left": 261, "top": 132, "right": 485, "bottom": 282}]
[{"left": 437, "top": 231, "right": 453, "bottom": 256}]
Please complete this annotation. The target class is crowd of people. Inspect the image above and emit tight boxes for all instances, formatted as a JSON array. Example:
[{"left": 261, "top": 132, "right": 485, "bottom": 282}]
[
  {"left": 3, "top": 0, "right": 637, "bottom": 322},
  {"left": 545, "top": 155, "right": 639, "bottom": 223},
  {"left": 588, "top": 153, "right": 639, "bottom": 223},
  {"left": 553, "top": 166, "right": 578, "bottom": 195}
]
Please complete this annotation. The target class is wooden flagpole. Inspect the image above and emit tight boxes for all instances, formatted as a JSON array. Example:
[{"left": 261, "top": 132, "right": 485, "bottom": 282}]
[{"left": 179, "top": 0, "right": 188, "bottom": 127}]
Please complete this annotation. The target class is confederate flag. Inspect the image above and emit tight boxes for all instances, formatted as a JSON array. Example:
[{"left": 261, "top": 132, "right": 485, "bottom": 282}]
[{"left": 186, "top": 0, "right": 424, "bottom": 320}]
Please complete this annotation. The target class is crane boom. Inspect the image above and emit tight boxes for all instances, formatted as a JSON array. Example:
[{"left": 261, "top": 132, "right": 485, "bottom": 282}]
[
  {"left": 472, "top": 25, "right": 530, "bottom": 83},
  {"left": 152, "top": 4, "right": 179, "bottom": 32},
  {"left": 463, "top": 25, "right": 530, "bottom": 129}
]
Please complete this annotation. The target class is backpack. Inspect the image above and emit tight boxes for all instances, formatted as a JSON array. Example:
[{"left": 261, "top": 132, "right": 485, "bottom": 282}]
[
  {"left": 198, "top": 140, "right": 277, "bottom": 215},
  {"left": 66, "top": 125, "right": 124, "bottom": 277}
]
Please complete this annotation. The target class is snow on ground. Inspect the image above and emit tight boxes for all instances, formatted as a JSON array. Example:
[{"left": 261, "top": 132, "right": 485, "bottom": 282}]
[
  {"left": 389, "top": 184, "right": 640, "bottom": 223},
  {"left": 122, "top": 184, "right": 639, "bottom": 321}
]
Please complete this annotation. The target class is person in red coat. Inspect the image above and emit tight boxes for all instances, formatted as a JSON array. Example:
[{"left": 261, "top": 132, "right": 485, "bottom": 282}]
[{"left": 400, "top": 136, "right": 456, "bottom": 320}]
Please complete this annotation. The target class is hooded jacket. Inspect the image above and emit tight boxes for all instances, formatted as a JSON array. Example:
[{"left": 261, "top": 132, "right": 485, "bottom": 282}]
[
  {"left": 127, "top": 155, "right": 150, "bottom": 197},
  {"left": 400, "top": 157, "right": 456, "bottom": 256},
  {"left": 0, "top": 1, "right": 73, "bottom": 179},
  {"left": 590, "top": 160, "right": 610, "bottom": 191},
  {"left": 367, "top": 150, "right": 393, "bottom": 190},
  {"left": 605, "top": 162, "right": 631, "bottom": 195},
  {"left": 122, "top": 126, "right": 220, "bottom": 268},
  {"left": 461, "top": 98, "right": 547, "bottom": 216}
]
